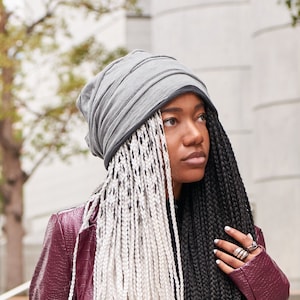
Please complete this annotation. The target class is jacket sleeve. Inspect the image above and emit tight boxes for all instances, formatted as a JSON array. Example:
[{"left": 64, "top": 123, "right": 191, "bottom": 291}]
[
  {"left": 29, "top": 213, "right": 75, "bottom": 300},
  {"left": 229, "top": 227, "right": 290, "bottom": 300}
]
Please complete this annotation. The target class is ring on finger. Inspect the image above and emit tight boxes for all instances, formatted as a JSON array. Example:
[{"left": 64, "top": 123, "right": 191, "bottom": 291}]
[
  {"left": 246, "top": 240, "right": 258, "bottom": 253},
  {"left": 233, "top": 247, "right": 249, "bottom": 261}
]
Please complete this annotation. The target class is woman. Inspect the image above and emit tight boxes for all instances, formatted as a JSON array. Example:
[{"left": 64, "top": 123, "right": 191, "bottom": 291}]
[{"left": 29, "top": 50, "right": 289, "bottom": 299}]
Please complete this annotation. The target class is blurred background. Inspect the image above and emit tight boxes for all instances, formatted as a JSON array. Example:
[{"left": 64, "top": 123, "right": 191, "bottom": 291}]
[{"left": 0, "top": 0, "right": 299, "bottom": 298}]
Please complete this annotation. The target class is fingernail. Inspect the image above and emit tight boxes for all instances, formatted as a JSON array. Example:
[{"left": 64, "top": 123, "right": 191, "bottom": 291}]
[
  {"left": 247, "top": 233, "right": 253, "bottom": 240},
  {"left": 213, "top": 249, "right": 217, "bottom": 254},
  {"left": 216, "top": 259, "right": 221, "bottom": 265},
  {"left": 214, "top": 239, "right": 219, "bottom": 244},
  {"left": 224, "top": 226, "right": 231, "bottom": 231}
]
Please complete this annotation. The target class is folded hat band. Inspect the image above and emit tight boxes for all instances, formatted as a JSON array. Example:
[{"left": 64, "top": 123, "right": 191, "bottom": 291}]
[{"left": 77, "top": 50, "right": 216, "bottom": 168}]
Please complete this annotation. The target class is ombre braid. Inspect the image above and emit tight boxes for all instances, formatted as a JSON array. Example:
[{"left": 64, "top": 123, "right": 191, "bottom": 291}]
[
  {"left": 69, "top": 112, "right": 183, "bottom": 300},
  {"left": 69, "top": 104, "right": 255, "bottom": 299}
]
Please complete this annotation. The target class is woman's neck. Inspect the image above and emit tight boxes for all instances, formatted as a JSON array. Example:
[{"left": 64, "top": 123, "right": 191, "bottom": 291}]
[{"left": 172, "top": 182, "right": 182, "bottom": 200}]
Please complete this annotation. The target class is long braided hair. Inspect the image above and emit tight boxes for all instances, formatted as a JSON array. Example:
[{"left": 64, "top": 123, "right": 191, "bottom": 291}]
[
  {"left": 69, "top": 112, "right": 183, "bottom": 299},
  {"left": 69, "top": 98, "right": 255, "bottom": 299},
  {"left": 178, "top": 105, "right": 255, "bottom": 299}
]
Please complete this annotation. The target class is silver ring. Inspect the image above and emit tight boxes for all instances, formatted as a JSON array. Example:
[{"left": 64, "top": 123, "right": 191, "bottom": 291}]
[
  {"left": 246, "top": 241, "right": 258, "bottom": 253},
  {"left": 233, "top": 247, "right": 249, "bottom": 261}
]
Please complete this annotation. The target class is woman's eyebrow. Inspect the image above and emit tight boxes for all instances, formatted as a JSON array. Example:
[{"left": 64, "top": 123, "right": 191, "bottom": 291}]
[{"left": 195, "top": 103, "right": 205, "bottom": 110}]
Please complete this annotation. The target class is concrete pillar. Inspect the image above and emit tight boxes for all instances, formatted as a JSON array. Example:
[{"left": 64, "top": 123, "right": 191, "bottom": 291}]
[
  {"left": 252, "top": 0, "right": 300, "bottom": 292},
  {"left": 126, "top": 0, "right": 152, "bottom": 51},
  {"left": 151, "top": 0, "right": 254, "bottom": 196}
]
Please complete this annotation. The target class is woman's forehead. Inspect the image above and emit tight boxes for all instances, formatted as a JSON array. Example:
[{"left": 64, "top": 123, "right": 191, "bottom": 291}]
[{"left": 162, "top": 92, "right": 205, "bottom": 109}]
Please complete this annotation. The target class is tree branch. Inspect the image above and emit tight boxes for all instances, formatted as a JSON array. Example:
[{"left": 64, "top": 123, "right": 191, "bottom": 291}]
[
  {"left": 25, "top": 110, "right": 71, "bottom": 182},
  {"left": 26, "top": 11, "right": 53, "bottom": 34}
]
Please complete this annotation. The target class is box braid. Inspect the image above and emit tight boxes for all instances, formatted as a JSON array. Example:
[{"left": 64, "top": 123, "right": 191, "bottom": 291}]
[
  {"left": 69, "top": 112, "right": 183, "bottom": 300},
  {"left": 69, "top": 104, "right": 255, "bottom": 299},
  {"left": 177, "top": 105, "right": 255, "bottom": 299}
]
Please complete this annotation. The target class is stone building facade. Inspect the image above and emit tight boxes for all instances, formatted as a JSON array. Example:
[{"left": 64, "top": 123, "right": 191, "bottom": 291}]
[{"left": 1, "top": 0, "right": 299, "bottom": 296}]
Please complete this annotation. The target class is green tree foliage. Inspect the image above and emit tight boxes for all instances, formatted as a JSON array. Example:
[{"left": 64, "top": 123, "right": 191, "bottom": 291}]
[
  {"left": 0, "top": 0, "right": 137, "bottom": 291},
  {"left": 283, "top": 0, "right": 300, "bottom": 25}
]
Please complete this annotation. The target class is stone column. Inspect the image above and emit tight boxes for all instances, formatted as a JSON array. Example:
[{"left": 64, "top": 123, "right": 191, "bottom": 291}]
[
  {"left": 151, "top": 0, "right": 254, "bottom": 198},
  {"left": 252, "top": 0, "right": 300, "bottom": 292}
]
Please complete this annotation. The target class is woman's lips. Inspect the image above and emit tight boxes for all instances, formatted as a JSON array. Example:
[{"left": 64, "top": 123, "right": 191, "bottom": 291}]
[{"left": 182, "top": 151, "right": 206, "bottom": 166}]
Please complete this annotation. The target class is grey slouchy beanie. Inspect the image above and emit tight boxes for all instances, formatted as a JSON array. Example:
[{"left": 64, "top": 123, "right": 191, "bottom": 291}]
[{"left": 77, "top": 49, "right": 216, "bottom": 168}]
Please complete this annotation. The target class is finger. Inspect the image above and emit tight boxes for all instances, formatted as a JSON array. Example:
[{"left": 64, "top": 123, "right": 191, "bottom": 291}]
[
  {"left": 214, "top": 249, "right": 244, "bottom": 269},
  {"left": 224, "top": 226, "right": 251, "bottom": 247},
  {"left": 224, "top": 226, "right": 261, "bottom": 255},
  {"left": 215, "top": 259, "right": 234, "bottom": 275},
  {"left": 214, "top": 238, "right": 253, "bottom": 263},
  {"left": 214, "top": 238, "right": 244, "bottom": 258}
]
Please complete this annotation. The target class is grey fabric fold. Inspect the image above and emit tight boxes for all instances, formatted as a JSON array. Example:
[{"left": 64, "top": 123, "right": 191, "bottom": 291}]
[{"left": 77, "top": 49, "right": 216, "bottom": 168}]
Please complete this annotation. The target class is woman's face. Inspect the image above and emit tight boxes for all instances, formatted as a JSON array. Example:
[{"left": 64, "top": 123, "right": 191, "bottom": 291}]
[{"left": 161, "top": 92, "right": 210, "bottom": 196}]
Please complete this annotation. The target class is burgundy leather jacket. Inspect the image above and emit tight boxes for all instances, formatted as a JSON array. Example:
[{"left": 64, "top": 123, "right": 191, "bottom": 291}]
[{"left": 29, "top": 205, "right": 290, "bottom": 299}]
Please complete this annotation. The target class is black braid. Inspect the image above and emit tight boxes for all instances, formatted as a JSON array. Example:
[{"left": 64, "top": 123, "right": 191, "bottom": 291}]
[{"left": 177, "top": 106, "right": 255, "bottom": 299}]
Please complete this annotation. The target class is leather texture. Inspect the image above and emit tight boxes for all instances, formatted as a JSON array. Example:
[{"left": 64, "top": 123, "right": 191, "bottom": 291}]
[
  {"left": 29, "top": 205, "right": 95, "bottom": 299},
  {"left": 230, "top": 227, "right": 290, "bottom": 300},
  {"left": 29, "top": 205, "right": 290, "bottom": 299}
]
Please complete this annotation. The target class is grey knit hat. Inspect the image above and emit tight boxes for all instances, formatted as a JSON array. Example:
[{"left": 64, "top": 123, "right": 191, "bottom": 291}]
[{"left": 77, "top": 49, "right": 216, "bottom": 168}]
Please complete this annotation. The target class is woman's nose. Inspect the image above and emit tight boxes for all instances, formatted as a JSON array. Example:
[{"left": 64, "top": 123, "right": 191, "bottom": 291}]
[{"left": 182, "top": 122, "right": 204, "bottom": 146}]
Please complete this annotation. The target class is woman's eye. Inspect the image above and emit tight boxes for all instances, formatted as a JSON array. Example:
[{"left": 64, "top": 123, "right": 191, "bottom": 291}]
[
  {"left": 163, "top": 118, "right": 177, "bottom": 127},
  {"left": 197, "top": 113, "right": 207, "bottom": 122}
]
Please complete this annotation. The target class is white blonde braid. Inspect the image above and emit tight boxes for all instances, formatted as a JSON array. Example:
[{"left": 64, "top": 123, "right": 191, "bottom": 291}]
[{"left": 69, "top": 112, "right": 183, "bottom": 299}]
